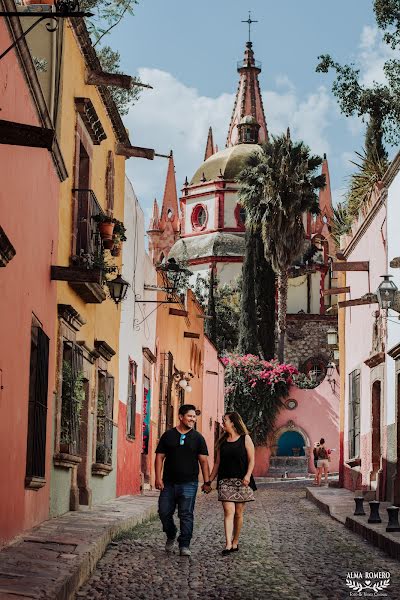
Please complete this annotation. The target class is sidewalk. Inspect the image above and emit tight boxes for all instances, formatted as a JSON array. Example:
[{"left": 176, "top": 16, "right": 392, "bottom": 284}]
[
  {"left": 0, "top": 492, "right": 159, "bottom": 600},
  {"left": 307, "top": 485, "right": 400, "bottom": 560}
]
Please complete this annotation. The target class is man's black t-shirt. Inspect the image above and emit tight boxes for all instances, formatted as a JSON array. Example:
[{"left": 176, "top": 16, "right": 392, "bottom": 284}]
[{"left": 156, "top": 428, "right": 208, "bottom": 484}]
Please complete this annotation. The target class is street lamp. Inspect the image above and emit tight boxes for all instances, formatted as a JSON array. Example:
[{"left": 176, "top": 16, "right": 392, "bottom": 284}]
[
  {"left": 158, "top": 258, "right": 192, "bottom": 299},
  {"left": 377, "top": 275, "right": 398, "bottom": 310},
  {"left": 107, "top": 273, "right": 129, "bottom": 305},
  {"left": 327, "top": 328, "right": 338, "bottom": 346}
]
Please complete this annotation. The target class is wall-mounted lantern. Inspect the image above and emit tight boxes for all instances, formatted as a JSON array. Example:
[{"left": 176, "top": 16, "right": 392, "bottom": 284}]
[
  {"left": 107, "top": 273, "right": 129, "bottom": 305},
  {"left": 377, "top": 274, "right": 398, "bottom": 310}
]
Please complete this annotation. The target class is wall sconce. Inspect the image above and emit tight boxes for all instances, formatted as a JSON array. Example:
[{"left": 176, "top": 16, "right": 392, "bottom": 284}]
[
  {"left": 377, "top": 274, "right": 398, "bottom": 310},
  {"left": 107, "top": 273, "right": 130, "bottom": 305},
  {"left": 327, "top": 327, "right": 338, "bottom": 346}
]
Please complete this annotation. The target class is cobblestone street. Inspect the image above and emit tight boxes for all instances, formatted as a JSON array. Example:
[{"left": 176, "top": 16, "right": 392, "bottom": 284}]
[{"left": 77, "top": 483, "right": 400, "bottom": 600}]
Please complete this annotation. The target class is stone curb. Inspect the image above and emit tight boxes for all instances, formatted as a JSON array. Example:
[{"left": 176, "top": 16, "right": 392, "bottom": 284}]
[
  {"left": 0, "top": 494, "right": 159, "bottom": 600},
  {"left": 306, "top": 487, "right": 400, "bottom": 560}
]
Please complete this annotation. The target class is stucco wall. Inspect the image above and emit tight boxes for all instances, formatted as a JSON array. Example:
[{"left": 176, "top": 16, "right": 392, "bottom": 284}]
[
  {"left": 50, "top": 23, "right": 126, "bottom": 515},
  {"left": 344, "top": 199, "right": 387, "bottom": 491},
  {"left": 117, "top": 178, "right": 156, "bottom": 496},
  {"left": 254, "top": 375, "right": 340, "bottom": 477},
  {"left": 0, "top": 22, "right": 60, "bottom": 545},
  {"left": 285, "top": 315, "right": 337, "bottom": 368},
  {"left": 201, "top": 338, "right": 225, "bottom": 461}
]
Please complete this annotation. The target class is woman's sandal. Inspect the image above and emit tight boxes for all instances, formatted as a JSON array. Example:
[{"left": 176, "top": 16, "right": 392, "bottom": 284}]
[
  {"left": 221, "top": 548, "right": 232, "bottom": 555},
  {"left": 231, "top": 545, "right": 239, "bottom": 552}
]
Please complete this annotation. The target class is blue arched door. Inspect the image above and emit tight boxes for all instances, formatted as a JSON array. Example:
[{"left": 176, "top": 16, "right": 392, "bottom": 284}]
[{"left": 277, "top": 431, "right": 305, "bottom": 456}]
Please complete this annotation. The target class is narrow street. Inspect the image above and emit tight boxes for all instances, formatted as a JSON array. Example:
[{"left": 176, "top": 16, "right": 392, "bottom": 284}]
[{"left": 77, "top": 483, "right": 400, "bottom": 600}]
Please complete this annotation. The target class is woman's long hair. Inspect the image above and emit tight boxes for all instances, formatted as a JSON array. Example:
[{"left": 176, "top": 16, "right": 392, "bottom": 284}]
[{"left": 217, "top": 411, "right": 249, "bottom": 448}]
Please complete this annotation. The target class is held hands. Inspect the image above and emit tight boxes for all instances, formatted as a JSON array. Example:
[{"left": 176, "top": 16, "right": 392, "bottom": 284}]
[
  {"left": 242, "top": 476, "right": 250, "bottom": 487},
  {"left": 201, "top": 482, "right": 212, "bottom": 494}
]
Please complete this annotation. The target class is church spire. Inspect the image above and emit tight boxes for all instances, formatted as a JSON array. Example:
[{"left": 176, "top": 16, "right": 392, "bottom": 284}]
[
  {"left": 312, "top": 154, "right": 335, "bottom": 253},
  {"left": 204, "top": 127, "right": 215, "bottom": 161},
  {"left": 148, "top": 198, "right": 160, "bottom": 231},
  {"left": 160, "top": 151, "right": 179, "bottom": 228},
  {"left": 226, "top": 40, "right": 268, "bottom": 147}
]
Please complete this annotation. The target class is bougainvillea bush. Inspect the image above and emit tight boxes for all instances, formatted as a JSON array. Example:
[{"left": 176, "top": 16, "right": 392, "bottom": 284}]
[{"left": 221, "top": 353, "right": 312, "bottom": 445}]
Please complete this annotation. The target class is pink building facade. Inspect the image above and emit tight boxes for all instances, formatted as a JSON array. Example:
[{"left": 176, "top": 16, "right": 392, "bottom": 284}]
[
  {"left": 340, "top": 186, "right": 388, "bottom": 497},
  {"left": 254, "top": 376, "right": 340, "bottom": 477},
  {"left": 0, "top": 11, "right": 66, "bottom": 545}
]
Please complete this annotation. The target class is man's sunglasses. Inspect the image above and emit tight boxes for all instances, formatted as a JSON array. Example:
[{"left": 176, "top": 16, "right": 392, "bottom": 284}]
[{"left": 180, "top": 434, "right": 186, "bottom": 446}]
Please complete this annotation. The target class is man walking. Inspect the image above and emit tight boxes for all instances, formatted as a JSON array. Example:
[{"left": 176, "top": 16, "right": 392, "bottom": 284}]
[{"left": 155, "top": 404, "right": 211, "bottom": 557}]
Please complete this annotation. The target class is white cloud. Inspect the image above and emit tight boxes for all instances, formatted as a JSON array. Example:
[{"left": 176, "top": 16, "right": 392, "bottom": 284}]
[
  {"left": 358, "top": 25, "right": 393, "bottom": 87},
  {"left": 124, "top": 70, "right": 335, "bottom": 226}
]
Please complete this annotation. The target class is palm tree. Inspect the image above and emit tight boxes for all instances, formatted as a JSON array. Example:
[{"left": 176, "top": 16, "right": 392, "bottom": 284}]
[{"left": 237, "top": 129, "right": 326, "bottom": 362}]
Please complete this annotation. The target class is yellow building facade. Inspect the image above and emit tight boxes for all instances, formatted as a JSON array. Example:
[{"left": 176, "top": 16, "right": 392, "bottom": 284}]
[{"left": 49, "top": 19, "right": 129, "bottom": 515}]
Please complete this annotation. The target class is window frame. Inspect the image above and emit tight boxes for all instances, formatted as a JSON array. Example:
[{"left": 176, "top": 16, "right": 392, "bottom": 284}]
[{"left": 348, "top": 369, "right": 361, "bottom": 459}]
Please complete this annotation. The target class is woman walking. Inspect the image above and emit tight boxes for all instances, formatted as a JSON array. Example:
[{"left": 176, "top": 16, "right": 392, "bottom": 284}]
[{"left": 205, "top": 412, "right": 256, "bottom": 555}]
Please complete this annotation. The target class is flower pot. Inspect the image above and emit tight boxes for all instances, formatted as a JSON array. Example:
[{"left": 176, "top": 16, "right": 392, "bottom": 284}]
[
  {"left": 111, "top": 244, "right": 121, "bottom": 257},
  {"left": 98, "top": 221, "right": 115, "bottom": 241},
  {"left": 103, "top": 238, "right": 114, "bottom": 250}
]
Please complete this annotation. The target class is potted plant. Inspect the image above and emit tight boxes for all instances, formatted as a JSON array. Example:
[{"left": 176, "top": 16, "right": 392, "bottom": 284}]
[
  {"left": 111, "top": 244, "right": 121, "bottom": 257},
  {"left": 93, "top": 214, "right": 115, "bottom": 242},
  {"left": 113, "top": 220, "right": 127, "bottom": 243}
]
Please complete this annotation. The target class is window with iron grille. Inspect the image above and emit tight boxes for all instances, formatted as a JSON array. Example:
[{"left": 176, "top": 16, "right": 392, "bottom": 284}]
[
  {"left": 73, "top": 188, "right": 104, "bottom": 266},
  {"left": 25, "top": 319, "right": 49, "bottom": 484},
  {"left": 126, "top": 359, "right": 137, "bottom": 438},
  {"left": 60, "top": 341, "right": 84, "bottom": 455},
  {"left": 96, "top": 370, "right": 114, "bottom": 465},
  {"left": 348, "top": 369, "right": 361, "bottom": 459}
]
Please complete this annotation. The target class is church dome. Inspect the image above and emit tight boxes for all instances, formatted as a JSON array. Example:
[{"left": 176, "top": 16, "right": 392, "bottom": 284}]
[
  {"left": 190, "top": 143, "right": 261, "bottom": 185},
  {"left": 169, "top": 231, "right": 245, "bottom": 263}
]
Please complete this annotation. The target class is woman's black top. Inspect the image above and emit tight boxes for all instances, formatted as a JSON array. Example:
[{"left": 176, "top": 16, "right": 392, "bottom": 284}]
[{"left": 218, "top": 435, "right": 257, "bottom": 491}]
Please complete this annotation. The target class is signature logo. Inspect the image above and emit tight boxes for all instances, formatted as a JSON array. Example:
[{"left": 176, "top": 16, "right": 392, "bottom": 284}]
[{"left": 345, "top": 572, "right": 390, "bottom": 596}]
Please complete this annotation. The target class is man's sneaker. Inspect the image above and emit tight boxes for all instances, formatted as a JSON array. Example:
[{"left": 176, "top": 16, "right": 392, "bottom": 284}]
[
  {"left": 179, "top": 547, "right": 191, "bottom": 557},
  {"left": 165, "top": 538, "right": 175, "bottom": 552}
]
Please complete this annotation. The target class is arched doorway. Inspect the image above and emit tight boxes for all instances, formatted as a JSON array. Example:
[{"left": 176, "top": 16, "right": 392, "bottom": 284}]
[
  {"left": 277, "top": 431, "right": 305, "bottom": 456},
  {"left": 268, "top": 422, "right": 310, "bottom": 477}
]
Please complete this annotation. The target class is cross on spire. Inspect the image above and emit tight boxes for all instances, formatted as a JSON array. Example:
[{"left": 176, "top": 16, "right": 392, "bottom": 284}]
[{"left": 241, "top": 11, "right": 258, "bottom": 43}]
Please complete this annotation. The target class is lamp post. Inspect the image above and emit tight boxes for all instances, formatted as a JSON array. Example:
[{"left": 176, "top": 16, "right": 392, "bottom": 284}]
[
  {"left": 377, "top": 275, "right": 398, "bottom": 310},
  {"left": 158, "top": 258, "right": 192, "bottom": 300}
]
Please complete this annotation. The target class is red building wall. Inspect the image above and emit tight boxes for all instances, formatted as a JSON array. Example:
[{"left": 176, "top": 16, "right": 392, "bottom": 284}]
[
  {"left": 0, "top": 22, "right": 61, "bottom": 545},
  {"left": 116, "top": 406, "right": 142, "bottom": 496}
]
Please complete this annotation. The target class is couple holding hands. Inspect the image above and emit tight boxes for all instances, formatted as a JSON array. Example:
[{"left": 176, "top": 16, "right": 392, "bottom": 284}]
[{"left": 155, "top": 405, "right": 256, "bottom": 557}]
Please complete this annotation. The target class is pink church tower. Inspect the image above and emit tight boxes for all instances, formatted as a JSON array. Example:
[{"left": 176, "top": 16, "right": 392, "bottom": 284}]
[{"left": 147, "top": 152, "right": 180, "bottom": 265}]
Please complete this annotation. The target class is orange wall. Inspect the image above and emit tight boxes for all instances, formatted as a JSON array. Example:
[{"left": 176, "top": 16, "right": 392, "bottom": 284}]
[
  {"left": 0, "top": 23, "right": 61, "bottom": 545},
  {"left": 202, "top": 337, "right": 225, "bottom": 462},
  {"left": 149, "top": 287, "right": 206, "bottom": 485}
]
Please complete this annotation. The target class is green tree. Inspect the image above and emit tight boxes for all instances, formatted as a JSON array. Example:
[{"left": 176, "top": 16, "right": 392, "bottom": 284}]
[
  {"left": 238, "top": 231, "right": 259, "bottom": 355},
  {"left": 316, "top": 0, "right": 400, "bottom": 157},
  {"left": 254, "top": 230, "right": 276, "bottom": 360},
  {"left": 82, "top": 0, "right": 138, "bottom": 47},
  {"left": 238, "top": 130, "right": 325, "bottom": 363},
  {"left": 97, "top": 46, "right": 141, "bottom": 115}
]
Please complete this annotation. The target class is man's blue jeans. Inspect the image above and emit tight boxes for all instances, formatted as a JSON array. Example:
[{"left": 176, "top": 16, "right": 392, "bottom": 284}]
[{"left": 158, "top": 482, "right": 198, "bottom": 548}]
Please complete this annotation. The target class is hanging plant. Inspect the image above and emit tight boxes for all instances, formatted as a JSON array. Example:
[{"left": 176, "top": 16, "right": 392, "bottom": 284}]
[
  {"left": 113, "top": 219, "right": 127, "bottom": 243},
  {"left": 222, "top": 353, "right": 309, "bottom": 445}
]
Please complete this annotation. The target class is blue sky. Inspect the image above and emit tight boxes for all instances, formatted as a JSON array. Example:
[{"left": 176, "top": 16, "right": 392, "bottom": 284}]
[{"left": 106, "top": 1, "right": 394, "bottom": 223}]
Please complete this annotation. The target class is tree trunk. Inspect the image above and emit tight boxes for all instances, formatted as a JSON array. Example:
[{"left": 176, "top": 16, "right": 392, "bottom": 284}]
[
  {"left": 277, "top": 269, "right": 289, "bottom": 363},
  {"left": 365, "top": 113, "right": 388, "bottom": 163},
  {"left": 254, "top": 231, "right": 276, "bottom": 360},
  {"left": 238, "top": 231, "right": 258, "bottom": 355},
  {"left": 205, "top": 267, "right": 217, "bottom": 344}
]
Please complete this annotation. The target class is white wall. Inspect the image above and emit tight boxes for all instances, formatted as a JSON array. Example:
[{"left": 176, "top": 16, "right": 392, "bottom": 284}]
[
  {"left": 184, "top": 195, "right": 216, "bottom": 233},
  {"left": 387, "top": 169, "right": 400, "bottom": 425},
  {"left": 119, "top": 177, "right": 157, "bottom": 414}
]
